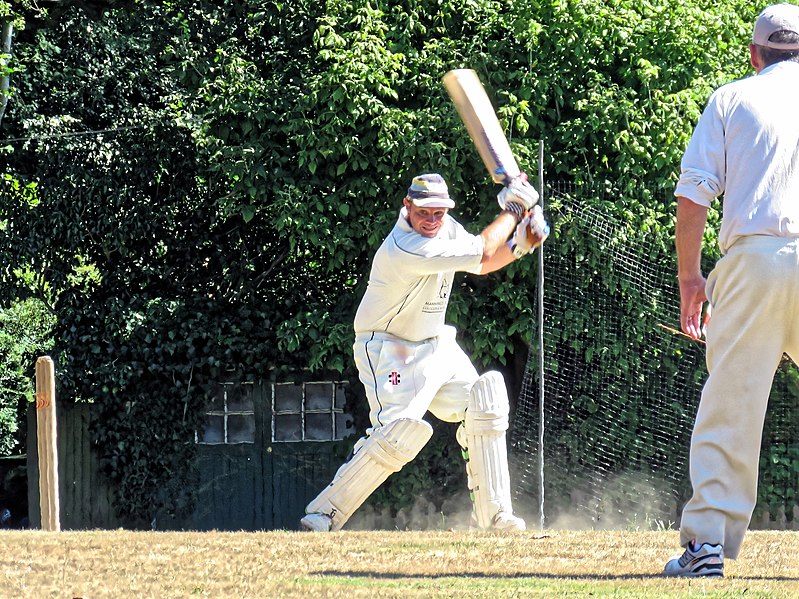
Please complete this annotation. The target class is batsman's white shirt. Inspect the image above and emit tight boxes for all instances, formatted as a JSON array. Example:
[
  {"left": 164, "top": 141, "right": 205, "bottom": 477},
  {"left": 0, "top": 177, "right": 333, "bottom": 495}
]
[
  {"left": 353, "top": 207, "right": 484, "bottom": 428},
  {"left": 675, "top": 61, "right": 799, "bottom": 254},
  {"left": 354, "top": 207, "right": 484, "bottom": 342}
]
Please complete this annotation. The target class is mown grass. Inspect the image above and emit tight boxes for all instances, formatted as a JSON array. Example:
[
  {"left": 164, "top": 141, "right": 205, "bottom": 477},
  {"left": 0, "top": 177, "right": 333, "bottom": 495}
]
[{"left": 1, "top": 529, "right": 798, "bottom": 598}]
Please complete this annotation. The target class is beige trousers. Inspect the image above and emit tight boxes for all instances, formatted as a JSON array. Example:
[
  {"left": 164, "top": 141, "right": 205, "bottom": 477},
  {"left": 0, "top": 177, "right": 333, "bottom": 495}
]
[{"left": 680, "top": 236, "right": 799, "bottom": 559}]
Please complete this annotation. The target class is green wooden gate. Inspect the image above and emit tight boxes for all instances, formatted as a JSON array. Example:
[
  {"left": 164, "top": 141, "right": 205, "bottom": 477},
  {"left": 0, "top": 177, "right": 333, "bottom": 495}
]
[
  {"left": 193, "top": 439, "right": 345, "bottom": 530},
  {"left": 27, "top": 380, "right": 353, "bottom": 530}
]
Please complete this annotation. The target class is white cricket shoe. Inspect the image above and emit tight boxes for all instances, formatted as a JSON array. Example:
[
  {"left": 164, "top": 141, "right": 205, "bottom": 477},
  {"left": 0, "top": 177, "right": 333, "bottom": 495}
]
[
  {"left": 300, "top": 512, "right": 332, "bottom": 532},
  {"left": 491, "top": 511, "right": 526, "bottom": 531}
]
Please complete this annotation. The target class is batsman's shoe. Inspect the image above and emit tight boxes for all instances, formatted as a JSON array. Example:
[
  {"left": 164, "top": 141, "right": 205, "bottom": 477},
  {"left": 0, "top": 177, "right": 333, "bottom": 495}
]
[
  {"left": 663, "top": 541, "right": 724, "bottom": 577},
  {"left": 300, "top": 512, "right": 332, "bottom": 532},
  {"left": 491, "top": 511, "right": 526, "bottom": 531}
]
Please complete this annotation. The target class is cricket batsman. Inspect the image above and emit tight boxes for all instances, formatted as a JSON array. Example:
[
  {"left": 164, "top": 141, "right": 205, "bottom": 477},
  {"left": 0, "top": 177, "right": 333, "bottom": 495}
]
[{"left": 301, "top": 172, "right": 549, "bottom": 532}]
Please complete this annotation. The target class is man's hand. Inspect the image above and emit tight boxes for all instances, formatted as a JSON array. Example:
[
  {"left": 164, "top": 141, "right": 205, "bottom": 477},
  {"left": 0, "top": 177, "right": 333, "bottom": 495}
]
[
  {"left": 678, "top": 273, "right": 709, "bottom": 340},
  {"left": 497, "top": 173, "right": 539, "bottom": 217},
  {"left": 509, "top": 206, "right": 550, "bottom": 258},
  {"left": 675, "top": 196, "right": 710, "bottom": 341}
]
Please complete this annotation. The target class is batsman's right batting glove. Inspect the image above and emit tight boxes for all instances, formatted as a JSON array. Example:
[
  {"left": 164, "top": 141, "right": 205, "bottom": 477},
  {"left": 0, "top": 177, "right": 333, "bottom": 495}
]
[
  {"left": 497, "top": 173, "right": 539, "bottom": 220},
  {"left": 508, "top": 206, "right": 550, "bottom": 258}
]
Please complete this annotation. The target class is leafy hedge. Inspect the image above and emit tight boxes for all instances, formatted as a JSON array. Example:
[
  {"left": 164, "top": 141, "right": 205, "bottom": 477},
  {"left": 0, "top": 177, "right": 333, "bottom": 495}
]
[
  {"left": 0, "top": 297, "right": 54, "bottom": 455},
  {"left": 2, "top": 0, "right": 795, "bottom": 524}
]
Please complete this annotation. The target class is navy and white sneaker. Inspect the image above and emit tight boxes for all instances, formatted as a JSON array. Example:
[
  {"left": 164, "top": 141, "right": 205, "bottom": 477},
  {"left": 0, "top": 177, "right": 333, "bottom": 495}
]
[{"left": 663, "top": 541, "right": 724, "bottom": 577}]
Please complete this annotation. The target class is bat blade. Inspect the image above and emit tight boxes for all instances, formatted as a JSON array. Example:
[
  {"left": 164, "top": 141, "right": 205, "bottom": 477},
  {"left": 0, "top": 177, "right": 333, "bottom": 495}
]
[{"left": 442, "top": 69, "right": 521, "bottom": 185}]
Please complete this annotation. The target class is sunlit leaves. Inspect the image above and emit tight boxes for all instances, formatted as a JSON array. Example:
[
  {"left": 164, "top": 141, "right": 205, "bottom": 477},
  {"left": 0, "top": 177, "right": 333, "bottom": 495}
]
[{"left": 0, "top": 0, "right": 771, "bottom": 516}]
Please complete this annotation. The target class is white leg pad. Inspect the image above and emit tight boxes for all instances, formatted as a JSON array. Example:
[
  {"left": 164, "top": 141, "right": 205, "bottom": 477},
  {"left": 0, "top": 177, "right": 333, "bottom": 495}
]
[
  {"left": 305, "top": 417, "right": 433, "bottom": 531},
  {"left": 462, "top": 371, "right": 514, "bottom": 528}
]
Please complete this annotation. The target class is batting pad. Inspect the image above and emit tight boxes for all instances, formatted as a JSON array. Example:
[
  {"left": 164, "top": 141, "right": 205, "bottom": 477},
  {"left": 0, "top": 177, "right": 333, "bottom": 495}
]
[
  {"left": 305, "top": 417, "right": 433, "bottom": 531},
  {"left": 463, "top": 371, "right": 513, "bottom": 528}
]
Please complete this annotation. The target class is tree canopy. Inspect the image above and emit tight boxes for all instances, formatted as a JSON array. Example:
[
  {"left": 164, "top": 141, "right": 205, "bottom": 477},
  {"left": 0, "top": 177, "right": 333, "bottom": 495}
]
[{"left": 0, "top": 0, "right": 764, "bottom": 521}]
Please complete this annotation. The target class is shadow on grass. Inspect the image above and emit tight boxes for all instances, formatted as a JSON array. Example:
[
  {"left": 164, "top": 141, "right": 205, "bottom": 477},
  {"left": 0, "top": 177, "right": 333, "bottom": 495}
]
[{"left": 315, "top": 570, "right": 799, "bottom": 582}]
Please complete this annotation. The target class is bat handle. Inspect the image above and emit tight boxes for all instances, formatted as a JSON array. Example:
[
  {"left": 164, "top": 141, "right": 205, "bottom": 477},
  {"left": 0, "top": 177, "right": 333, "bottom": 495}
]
[{"left": 499, "top": 171, "right": 526, "bottom": 186}]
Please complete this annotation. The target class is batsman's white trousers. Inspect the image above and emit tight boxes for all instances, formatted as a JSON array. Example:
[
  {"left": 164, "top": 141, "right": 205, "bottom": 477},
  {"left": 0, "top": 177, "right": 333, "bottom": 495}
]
[
  {"left": 680, "top": 236, "right": 799, "bottom": 559},
  {"left": 353, "top": 325, "right": 478, "bottom": 431}
]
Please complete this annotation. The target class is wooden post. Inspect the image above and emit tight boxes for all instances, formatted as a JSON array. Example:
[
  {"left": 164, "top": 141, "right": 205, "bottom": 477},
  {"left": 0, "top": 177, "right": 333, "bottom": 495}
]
[{"left": 35, "top": 356, "right": 60, "bottom": 532}]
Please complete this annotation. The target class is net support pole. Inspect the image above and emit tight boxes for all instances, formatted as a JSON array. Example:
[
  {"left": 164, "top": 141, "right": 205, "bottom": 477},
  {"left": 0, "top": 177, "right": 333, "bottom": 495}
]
[
  {"left": 537, "top": 141, "right": 546, "bottom": 530},
  {"left": 35, "top": 356, "right": 60, "bottom": 532}
]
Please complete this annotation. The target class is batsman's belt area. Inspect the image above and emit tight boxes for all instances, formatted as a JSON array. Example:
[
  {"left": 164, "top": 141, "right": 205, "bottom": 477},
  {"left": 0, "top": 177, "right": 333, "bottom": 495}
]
[{"left": 3, "top": 530, "right": 799, "bottom": 597}]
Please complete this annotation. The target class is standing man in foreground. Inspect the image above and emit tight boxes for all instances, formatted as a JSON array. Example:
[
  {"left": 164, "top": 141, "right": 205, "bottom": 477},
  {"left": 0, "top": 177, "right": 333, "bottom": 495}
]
[
  {"left": 664, "top": 3, "right": 799, "bottom": 577},
  {"left": 301, "top": 172, "right": 549, "bottom": 532}
]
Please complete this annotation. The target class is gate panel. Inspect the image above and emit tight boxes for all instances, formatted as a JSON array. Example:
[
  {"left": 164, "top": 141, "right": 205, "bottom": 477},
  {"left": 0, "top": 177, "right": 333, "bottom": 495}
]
[
  {"left": 194, "top": 444, "right": 265, "bottom": 530},
  {"left": 269, "top": 442, "right": 342, "bottom": 530}
]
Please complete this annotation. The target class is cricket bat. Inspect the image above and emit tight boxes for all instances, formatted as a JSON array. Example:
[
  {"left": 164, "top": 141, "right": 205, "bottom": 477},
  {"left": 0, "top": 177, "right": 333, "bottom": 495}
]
[{"left": 442, "top": 69, "right": 521, "bottom": 185}]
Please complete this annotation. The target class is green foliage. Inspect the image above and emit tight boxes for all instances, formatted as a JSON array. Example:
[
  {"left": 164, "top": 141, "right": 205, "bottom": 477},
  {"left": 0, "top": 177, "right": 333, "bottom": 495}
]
[
  {"left": 0, "top": 1, "right": 34, "bottom": 29},
  {"left": 524, "top": 0, "right": 757, "bottom": 191},
  {"left": 757, "top": 365, "right": 799, "bottom": 521},
  {"left": 0, "top": 298, "right": 54, "bottom": 456},
  {"left": 0, "top": 0, "right": 791, "bottom": 522}
]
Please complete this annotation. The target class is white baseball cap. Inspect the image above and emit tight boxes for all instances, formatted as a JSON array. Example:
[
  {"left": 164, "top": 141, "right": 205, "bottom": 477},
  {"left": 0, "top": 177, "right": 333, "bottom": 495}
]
[
  {"left": 753, "top": 3, "right": 799, "bottom": 50},
  {"left": 406, "top": 173, "right": 455, "bottom": 209}
]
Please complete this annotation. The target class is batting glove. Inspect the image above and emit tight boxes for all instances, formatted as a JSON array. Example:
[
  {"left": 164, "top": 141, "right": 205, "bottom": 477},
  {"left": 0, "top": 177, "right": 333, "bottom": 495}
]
[
  {"left": 508, "top": 206, "right": 550, "bottom": 258},
  {"left": 497, "top": 173, "right": 539, "bottom": 216},
  {"left": 530, "top": 205, "right": 550, "bottom": 244}
]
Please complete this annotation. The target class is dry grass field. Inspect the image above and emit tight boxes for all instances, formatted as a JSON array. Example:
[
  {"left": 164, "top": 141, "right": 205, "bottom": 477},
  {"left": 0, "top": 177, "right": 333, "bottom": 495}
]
[{"left": 2, "top": 529, "right": 798, "bottom": 598}]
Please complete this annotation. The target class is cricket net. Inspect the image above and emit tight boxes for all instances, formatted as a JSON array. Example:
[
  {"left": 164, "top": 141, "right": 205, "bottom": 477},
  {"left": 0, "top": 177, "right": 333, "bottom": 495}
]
[{"left": 510, "top": 183, "right": 799, "bottom": 530}]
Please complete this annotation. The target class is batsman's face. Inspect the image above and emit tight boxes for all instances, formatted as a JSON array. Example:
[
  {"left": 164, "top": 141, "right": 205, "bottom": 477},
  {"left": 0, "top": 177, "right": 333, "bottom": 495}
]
[{"left": 404, "top": 199, "right": 448, "bottom": 238}]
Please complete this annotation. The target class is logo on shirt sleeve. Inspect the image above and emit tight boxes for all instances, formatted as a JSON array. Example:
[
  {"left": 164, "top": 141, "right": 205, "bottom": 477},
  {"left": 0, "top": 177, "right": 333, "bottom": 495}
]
[{"left": 389, "top": 371, "right": 401, "bottom": 385}]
